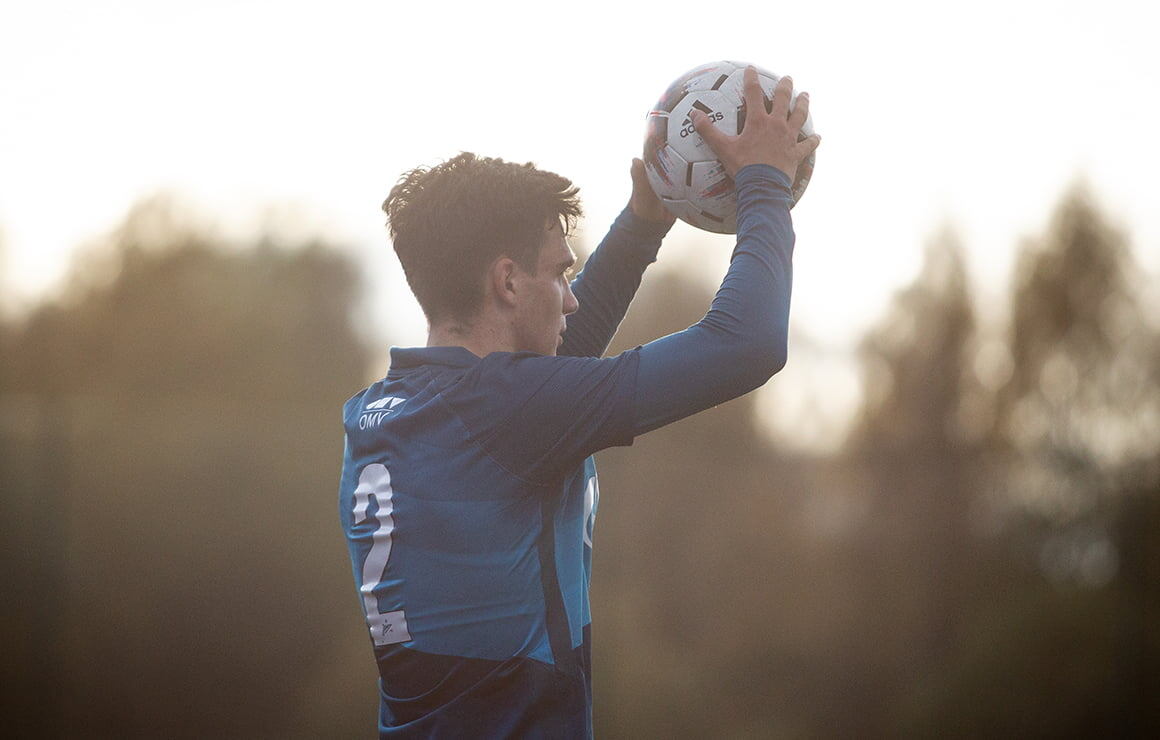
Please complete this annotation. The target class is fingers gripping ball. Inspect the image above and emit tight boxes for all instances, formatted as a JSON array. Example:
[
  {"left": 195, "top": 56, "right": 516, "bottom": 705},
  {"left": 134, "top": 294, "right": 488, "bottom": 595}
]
[{"left": 642, "top": 60, "right": 816, "bottom": 234}]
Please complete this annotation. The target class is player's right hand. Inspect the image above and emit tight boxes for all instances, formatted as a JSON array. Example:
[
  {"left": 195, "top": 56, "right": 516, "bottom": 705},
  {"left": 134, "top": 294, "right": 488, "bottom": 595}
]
[{"left": 690, "top": 66, "right": 821, "bottom": 180}]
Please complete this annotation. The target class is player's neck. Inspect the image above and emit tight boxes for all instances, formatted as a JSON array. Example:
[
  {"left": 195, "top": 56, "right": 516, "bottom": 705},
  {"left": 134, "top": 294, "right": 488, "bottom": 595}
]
[{"left": 427, "top": 315, "right": 514, "bottom": 359}]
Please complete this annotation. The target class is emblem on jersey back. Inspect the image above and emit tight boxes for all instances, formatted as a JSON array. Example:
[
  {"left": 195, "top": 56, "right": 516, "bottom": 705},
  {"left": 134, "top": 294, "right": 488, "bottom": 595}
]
[{"left": 359, "top": 396, "right": 406, "bottom": 430}]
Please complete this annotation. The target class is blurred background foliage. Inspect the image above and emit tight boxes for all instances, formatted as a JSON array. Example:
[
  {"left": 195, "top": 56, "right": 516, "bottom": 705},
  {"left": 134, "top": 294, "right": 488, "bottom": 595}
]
[{"left": 1, "top": 185, "right": 1157, "bottom": 738}]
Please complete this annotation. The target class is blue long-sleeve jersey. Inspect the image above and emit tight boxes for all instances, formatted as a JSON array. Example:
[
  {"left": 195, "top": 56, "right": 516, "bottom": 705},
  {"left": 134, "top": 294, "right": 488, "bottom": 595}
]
[{"left": 339, "top": 164, "right": 795, "bottom": 738}]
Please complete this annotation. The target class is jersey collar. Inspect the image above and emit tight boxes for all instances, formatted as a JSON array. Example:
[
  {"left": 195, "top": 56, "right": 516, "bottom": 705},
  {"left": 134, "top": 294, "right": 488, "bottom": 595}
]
[{"left": 387, "top": 346, "right": 481, "bottom": 377}]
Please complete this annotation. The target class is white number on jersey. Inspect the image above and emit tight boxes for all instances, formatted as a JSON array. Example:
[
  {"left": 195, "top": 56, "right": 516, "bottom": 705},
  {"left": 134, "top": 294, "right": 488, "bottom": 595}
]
[{"left": 352, "top": 463, "right": 411, "bottom": 646}]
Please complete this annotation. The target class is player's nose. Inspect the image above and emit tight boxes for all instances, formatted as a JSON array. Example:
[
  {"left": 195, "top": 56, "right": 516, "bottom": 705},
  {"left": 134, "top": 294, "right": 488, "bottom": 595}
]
[{"left": 563, "top": 282, "right": 579, "bottom": 316}]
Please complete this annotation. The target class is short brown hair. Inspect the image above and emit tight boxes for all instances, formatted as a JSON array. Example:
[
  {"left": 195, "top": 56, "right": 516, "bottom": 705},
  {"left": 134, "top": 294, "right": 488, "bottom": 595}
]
[{"left": 383, "top": 152, "right": 582, "bottom": 325}]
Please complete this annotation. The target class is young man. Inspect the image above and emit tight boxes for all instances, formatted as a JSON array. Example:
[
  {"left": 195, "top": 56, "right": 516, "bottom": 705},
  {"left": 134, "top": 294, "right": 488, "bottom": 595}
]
[{"left": 340, "top": 68, "right": 820, "bottom": 737}]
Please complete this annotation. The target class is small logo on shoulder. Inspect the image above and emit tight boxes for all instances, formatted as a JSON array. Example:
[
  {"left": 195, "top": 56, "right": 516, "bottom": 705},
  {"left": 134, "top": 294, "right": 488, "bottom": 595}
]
[{"left": 360, "top": 396, "right": 406, "bottom": 430}]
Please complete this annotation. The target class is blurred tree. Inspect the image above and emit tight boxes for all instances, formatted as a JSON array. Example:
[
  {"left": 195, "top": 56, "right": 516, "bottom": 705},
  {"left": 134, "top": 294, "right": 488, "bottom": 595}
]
[
  {"left": 995, "top": 183, "right": 1160, "bottom": 736},
  {"left": 900, "top": 184, "right": 1160, "bottom": 737},
  {"left": 850, "top": 227, "right": 978, "bottom": 455},
  {"left": 592, "top": 235, "right": 992, "bottom": 738},
  {"left": 593, "top": 263, "right": 862, "bottom": 738},
  {"left": 0, "top": 223, "right": 70, "bottom": 739},
  {"left": 998, "top": 183, "right": 1159, "bottom": 519},
  {"left": 0, "top": 197, "right": 378, "bottom": 738},
  {"left": 841, "top": 228, "right": 988, "bottom": 733}
]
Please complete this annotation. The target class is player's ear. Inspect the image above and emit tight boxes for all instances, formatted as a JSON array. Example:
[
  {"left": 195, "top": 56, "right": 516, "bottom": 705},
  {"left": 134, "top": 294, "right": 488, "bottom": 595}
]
[{"left": 489, "top": 256, "right": 519, "bottom": 308}]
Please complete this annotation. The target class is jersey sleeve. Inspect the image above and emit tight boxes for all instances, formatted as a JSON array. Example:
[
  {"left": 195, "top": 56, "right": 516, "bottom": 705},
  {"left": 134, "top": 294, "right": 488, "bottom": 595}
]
[
  {"left": 630, "top": 164, "right": 796, "bottom": 435},
  {"left": 446, "top": 350, "right": 640, "bottom": 483}
]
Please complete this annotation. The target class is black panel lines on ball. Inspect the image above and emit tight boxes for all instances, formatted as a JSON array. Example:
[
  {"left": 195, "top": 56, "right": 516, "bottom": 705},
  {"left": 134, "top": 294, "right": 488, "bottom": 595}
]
[
  {"left": 685, "top": 162, "right": 694, "bottom": 187},
  {"left": 710, "top": 74, "right": 728, "bottom": 91},
  {"left": 691, "top": 99, "right": 713, "bottom": 115}
]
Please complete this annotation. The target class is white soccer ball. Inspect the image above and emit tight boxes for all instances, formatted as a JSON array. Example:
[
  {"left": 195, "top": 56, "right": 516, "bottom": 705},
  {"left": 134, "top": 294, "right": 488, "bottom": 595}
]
[{"left": 642, "top": 60, "right": 816, "bottom": 234}]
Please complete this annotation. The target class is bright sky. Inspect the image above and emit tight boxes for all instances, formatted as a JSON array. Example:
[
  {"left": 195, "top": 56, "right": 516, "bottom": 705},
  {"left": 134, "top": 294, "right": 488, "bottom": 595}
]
[{"left": 2, "top": 0, "right": 1156, "bottom": 447}]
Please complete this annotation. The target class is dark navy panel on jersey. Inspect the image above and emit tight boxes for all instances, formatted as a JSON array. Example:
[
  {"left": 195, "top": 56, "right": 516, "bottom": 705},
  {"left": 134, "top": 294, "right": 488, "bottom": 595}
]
[{"left": 339, "top": 164, "right": 797, "bottom": 738}]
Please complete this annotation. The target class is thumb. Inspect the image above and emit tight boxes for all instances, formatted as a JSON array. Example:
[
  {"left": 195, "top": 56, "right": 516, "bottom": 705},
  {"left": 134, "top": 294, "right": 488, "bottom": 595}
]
[
  {"left": 690, "top": 109, "right": 727, "bottom": 153},
  {"left": 631, "top": 157, "right": 646, "bottom": 181},
  {"left": 630, "top": 157, "right": 653, "bottom": 194}
]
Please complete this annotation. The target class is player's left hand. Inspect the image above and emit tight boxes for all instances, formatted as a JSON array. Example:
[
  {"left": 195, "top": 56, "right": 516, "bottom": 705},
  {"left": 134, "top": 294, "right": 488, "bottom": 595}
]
[{"left": 629, "top": 158, "right": 677, "bottom": 225}]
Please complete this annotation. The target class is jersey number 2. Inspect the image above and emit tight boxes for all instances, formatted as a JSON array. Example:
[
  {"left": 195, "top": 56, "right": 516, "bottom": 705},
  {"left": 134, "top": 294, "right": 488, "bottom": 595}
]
[{"left": 352, "top": 463, "right": 411, "bottom": 646}]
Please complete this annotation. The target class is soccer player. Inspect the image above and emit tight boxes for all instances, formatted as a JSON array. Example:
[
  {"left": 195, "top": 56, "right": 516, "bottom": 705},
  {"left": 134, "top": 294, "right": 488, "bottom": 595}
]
[{"left": 339, "top": 68, "right": 820, "bottom": 737}]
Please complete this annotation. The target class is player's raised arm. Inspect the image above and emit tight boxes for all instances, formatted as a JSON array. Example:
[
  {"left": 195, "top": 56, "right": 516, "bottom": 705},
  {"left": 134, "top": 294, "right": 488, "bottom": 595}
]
[
  {"left": 631, "top": 68, "right": 821, "bottom": 434},
  {"left": 558, "top": 160, "right": 676, "bottom": 359}
]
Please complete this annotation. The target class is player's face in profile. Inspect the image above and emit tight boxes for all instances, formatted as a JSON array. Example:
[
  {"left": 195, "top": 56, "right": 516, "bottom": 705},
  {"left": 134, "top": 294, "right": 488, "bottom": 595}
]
[{"left": 514, "top": 219, "right": 578, "bottom": 356}]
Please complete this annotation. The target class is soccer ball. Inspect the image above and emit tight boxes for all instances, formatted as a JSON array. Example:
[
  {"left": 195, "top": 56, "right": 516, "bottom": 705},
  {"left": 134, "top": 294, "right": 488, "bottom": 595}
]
[{"left": 642, "top": 60, "right": 816, "bottom": 234}]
